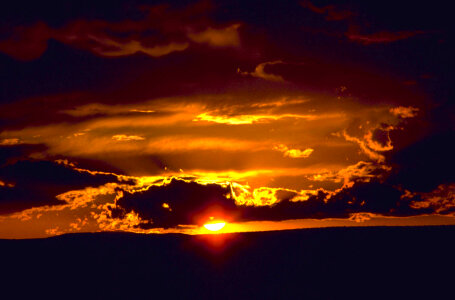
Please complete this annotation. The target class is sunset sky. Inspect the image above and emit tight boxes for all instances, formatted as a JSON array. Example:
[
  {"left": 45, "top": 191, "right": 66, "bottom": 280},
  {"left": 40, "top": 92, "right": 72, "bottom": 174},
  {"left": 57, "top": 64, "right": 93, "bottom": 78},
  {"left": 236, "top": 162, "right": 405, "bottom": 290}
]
[{"left": 0, "top": 0, "right": 453, "bottom": 238}]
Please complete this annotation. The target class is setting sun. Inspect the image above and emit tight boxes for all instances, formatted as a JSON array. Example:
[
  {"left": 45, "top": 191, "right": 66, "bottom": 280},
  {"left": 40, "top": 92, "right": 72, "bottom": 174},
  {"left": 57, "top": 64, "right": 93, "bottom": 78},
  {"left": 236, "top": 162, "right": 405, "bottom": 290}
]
[{"left": 204, "top": 222, "right": 226, "bottom": 232}]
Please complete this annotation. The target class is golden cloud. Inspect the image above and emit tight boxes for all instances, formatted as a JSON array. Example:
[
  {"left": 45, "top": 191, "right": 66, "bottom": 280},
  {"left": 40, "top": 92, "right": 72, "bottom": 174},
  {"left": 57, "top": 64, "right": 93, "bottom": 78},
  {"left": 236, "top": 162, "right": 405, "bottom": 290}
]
[
  {"left": 0, "top": 138, "right": 21, "bottom": 145},
  {"left": 273, "top": 144, "right": 314, "bottom": 158},
  {"left": 389, "top": 106, "right": 419, "bottom": 119},
  {"left": 112, "top": 135, "right": 145, "bottom": 141}
]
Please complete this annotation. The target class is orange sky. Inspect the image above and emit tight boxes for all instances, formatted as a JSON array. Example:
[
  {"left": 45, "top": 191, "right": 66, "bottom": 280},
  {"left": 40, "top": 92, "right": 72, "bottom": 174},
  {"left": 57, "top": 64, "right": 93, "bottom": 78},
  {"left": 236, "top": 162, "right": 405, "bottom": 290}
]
[{"left": 0, "top": 0, "right": 453, "bottom": 238}]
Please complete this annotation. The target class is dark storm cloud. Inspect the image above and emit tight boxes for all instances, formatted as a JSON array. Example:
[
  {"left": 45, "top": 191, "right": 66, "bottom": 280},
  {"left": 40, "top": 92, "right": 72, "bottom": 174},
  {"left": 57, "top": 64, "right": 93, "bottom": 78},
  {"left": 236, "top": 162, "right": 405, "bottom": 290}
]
[
  {"left": 387, "top": 130, "right": 455, "bottom": 193},
  {"left": 240, "top": 180, "right": 431, "bottom": 222},
  {"left": 383, "top": 100, "right": 455, "bottom": 193},
  {"left": 112, "top": 179, "right": 238, "bottom": 229},
  {"left": 0, "top": 159, "right": 120, "bottom": 214},
  {"left": 111, "top": 178, "right": 435, "bottom": 229},
  {"left": 0, "top": 143, "right": 47, "bottom": 165}
]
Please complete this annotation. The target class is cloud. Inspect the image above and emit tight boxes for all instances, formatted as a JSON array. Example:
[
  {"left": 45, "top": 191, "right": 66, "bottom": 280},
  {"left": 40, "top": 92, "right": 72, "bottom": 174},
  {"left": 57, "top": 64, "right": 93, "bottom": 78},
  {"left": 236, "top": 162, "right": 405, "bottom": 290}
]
[
  {"left": 312, "top": 161, "right": 391, "bottom": 187},
  {"left": 86, "top": 35, "right": 189, "bottom": 57},
  {"left": 346, "top": 29, "right": 427, "bottom": 45},
  {"left": 193, "top": 111, "right": 340, "bottom": 125},
  {"left": 390, "top": 106, "right": 419, "bottom": 119},
  {"left": 62, "top": 103, "right": 156, "bottom": 117},
  {"left": 301, "top": 0, "right": 354, "bottom": 21},
  {"left": 387, "top": 130, "right": 455, "bottom": 193},
  {"left": 0, "top": 159, "right": 121, "bottom": 214},
  {"left": 146, "top": 137, "right": 266, "bottom": 153},
  {"left": 341, "top": 130, "right": 388, "bottom": 163},
  {"left": 410, "top": 184, "right": 455, "bottom": 215},
  {"left": 0, "top": 138, "right": 21, "bottom": 146},
  {"left": 111, "top": 178, "right": 237, "bottom": 228},
  {"left": 238, "top": 61, "right": 285, "bottom": 82},
  {"left": 0, "top": 4, "right": 241, "bottom": 61},
  {"left": 0, "top": 143, "right": 48, "bottom": 166},
  {"left": 105, "top": 171, "right": 437, "bottom": 230},
  {"left": 2, "top": 158, "right": 450, "bottom": 234},
  {"left": 0, "top": 22, "right": 51, "bottom": 61},
  {"left": 112, "top": 135, "right": 145, "bottom": 142},
  {"left": 273, "top": 144, "right": 314, "bottom": 158},
  {"left": 299, "top": 1, "right": 428, "bottom": 46},
  {"left": 349, "top": 212, "right": 376, "bottom": 223},
  {"left": 187, "top": 24, "right": 241, "bottom": 47}
]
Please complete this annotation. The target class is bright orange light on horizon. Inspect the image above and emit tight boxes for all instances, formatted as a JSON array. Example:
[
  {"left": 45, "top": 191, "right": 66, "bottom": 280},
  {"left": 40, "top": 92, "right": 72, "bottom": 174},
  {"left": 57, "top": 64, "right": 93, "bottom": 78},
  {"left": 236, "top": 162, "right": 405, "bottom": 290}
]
[
  {"left": 204, "top": 222, "right": 226, "bottom": 232},
  {"left": 203, "top": 216, "right": 227, "bottom": 232}
]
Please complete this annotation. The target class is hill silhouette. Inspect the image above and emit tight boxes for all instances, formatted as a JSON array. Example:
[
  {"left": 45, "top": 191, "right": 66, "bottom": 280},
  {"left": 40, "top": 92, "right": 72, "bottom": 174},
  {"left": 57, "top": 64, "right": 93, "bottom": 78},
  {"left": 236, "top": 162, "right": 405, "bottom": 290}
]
[{"left": 2, "top": 226, "right": 454, "bottom": 299}]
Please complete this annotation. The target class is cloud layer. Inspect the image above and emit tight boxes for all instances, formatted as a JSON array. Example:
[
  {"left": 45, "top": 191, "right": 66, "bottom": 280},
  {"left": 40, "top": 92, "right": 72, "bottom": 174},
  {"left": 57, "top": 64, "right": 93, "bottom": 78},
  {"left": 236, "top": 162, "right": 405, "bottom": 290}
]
[{"left": 0, "top": 0, "right": 452, "bottom": 237}]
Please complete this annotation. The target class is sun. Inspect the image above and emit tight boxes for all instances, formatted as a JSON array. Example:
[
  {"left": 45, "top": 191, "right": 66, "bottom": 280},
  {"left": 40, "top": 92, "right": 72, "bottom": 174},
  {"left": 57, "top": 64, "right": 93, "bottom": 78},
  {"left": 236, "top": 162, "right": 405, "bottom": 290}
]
[{"left": 204, "top": 222, "right": 226, "bottom": 231}]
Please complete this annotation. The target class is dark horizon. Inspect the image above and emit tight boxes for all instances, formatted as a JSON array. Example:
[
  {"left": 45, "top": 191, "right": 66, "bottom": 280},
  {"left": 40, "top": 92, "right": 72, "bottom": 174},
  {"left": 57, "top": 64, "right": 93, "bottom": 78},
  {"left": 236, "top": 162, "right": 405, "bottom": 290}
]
[{"left": 2, "top": 226, "right": 454, "bottom": 298}]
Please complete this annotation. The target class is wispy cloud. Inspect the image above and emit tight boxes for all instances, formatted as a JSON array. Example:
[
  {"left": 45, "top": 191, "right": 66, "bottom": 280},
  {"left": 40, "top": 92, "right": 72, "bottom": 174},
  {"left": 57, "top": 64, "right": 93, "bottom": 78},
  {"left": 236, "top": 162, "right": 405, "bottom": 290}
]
[
  {"left": 238, "top": 61, "right": 285, "bottom": 82},
  {"left": 87, "top": 35, "right": 189, "bottom": 57},
  {"left": 187, "top": 24, "right": 241, "bottom": 47},
  {"left": 193, "top": 111, "right": 340, "bottom": 125},
  {"left": 273, "top": 144, "right": 314, "bottom": 158},
  {"left": 346, "top": 29, "right": 427, "bottom": 45},
  {"left": 0, "top": 4, "right": 242, "bottom": 61},
  {"left": 390, "top": 106, "right": 419, "bottom": 119},
  {"left": 112, "top": 135, "right": 145, "bottom": 141},
  {"left": 301, "top": 0, "right": 354, "bottom": 21},
  {"left": 0, "top": 138, "right": 21, "bottom": 146}
]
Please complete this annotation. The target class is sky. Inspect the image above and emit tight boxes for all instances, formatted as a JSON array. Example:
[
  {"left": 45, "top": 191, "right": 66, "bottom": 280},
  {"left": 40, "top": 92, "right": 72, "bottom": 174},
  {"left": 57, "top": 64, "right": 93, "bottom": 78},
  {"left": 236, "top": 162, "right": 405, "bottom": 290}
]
[{"left": 0, "top": 0, "right": 454, "bottom": 238}]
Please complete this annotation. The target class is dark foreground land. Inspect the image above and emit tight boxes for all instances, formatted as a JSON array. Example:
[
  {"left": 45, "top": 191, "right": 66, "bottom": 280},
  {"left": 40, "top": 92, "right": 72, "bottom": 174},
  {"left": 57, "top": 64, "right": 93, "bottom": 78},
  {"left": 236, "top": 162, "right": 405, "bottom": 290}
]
[{"left": 1, "top": 226, "right": 454, "bottom": 299}]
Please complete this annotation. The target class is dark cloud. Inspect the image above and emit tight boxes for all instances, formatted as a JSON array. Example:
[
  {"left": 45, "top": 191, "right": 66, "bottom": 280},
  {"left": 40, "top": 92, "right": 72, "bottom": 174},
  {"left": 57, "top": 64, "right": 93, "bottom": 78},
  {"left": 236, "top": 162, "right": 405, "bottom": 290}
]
[
  {"left": 387, "top": 130, "right": 455, "bottom": 193},
  {"left": 0, "top": 143, "right": 47, "bottom": 165},
  {"left": 384, "top": 100, "right": 455, "bottom": 193},
  {"left": 240, "top": 180, "right": 434, "bottom": 221},
  {"left": 300, "top": 0, "right": 433, "bottom": 48},
  {"left": 346, "top": 29, "right": 427, "bottom": 45},
  {"left": 0, "top": 2, "right": 240, "bottom": 61},
  {"left": 0, "top": 159, "right": 120, "bottom": 214},
  {"left": 301, "top": 0, "right": 355, "bottom": 21},
  {"left": 111, "top": 178, "right": 434, "bottom": 229},
  {"left": 112, "top": 179, "right": 237, "bottom": 228}
]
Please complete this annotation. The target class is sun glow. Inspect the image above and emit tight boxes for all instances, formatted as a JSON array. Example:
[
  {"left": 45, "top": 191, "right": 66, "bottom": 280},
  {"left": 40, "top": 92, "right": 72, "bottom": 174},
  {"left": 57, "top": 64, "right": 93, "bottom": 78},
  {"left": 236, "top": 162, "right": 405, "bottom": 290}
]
[{"left": 203, "top": 222, "right": 226, "bottom": 232}]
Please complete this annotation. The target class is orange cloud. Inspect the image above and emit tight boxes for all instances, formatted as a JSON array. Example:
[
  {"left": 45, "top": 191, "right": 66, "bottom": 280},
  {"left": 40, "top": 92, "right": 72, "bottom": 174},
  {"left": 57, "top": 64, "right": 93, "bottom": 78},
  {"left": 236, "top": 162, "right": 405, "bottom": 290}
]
[
  {"left": 230, "top": 182, "right": 317, "bottom": 206},
  {"left": 0, "top": 138, "right": 21, "bottom": 145},
  {"left": 146, "top": 136, "right": 266, "bottom": 152},
  {"left": 86, "top": 35, "right": 189, "bottom": 57},
  {"left": 193, "top": 111, "right": 339, "bottom": 125},
  {"left": 349, "top": 212, "right": 376, "bottom": 222},
  {"left": 411, "top": 184, "right": 455, "bottom": 215},
  {"left": 112, "top": 135, "right": 145, "bottom": 141},
  {"left": 311, "top": 161, "right": 391, "bottom": 187},
  {"left": 187, "top": 24, "right": 241, "bottom": 47},
  {"left": 238, "top": 61, "right": 285, "bottom": 82},
  {"left": 273, "top": 144, "right": 314, "bottom": 158},
  {"left": 341, "top": 131, "right": 387, "bottom": 162},
  {"left": 389, "top": 106, "right": 419, "bottom": 119}
]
